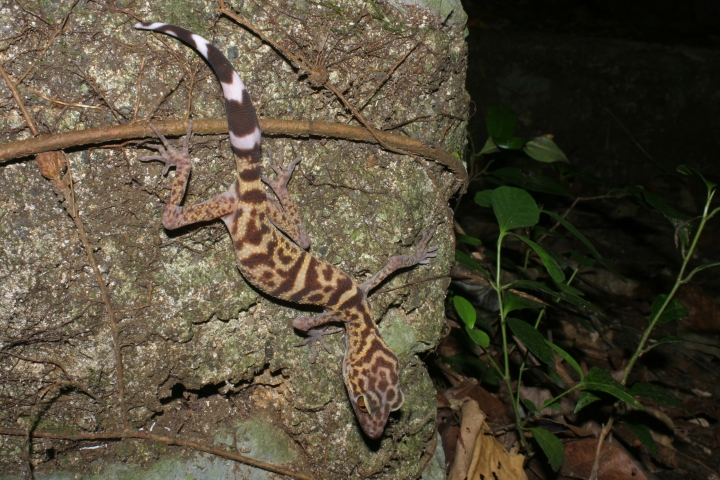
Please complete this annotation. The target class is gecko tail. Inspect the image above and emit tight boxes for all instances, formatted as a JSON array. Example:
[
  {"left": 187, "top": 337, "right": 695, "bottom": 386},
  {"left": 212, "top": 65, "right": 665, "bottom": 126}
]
[{"left": 134, "top": 22, "right": 261, "bottom": 162}]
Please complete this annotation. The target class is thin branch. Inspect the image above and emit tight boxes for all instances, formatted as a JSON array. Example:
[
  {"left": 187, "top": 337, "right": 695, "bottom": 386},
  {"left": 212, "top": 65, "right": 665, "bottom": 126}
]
[
  {"left": 216, "top": 1, "right": 454, "bottom": 186},
  {"left": 69, "top": 207, "right": 129, "bottom": 429},
  {"left": 26, "top": 87, "right": 102, "bottom": 110},
  {"left": 15, "top": 0, "right": 51, "bottom": 25},
  {"left": 0, "top": 427, "right": 313, "bottom": 480},
  {"left": 0, "top": 118, "right": 467, "bottom": 185},
  {"left": 18, "top": 0, "right": 81, "bottom": 83},
  {"left": 357, "top": 39, "right": 421, "bottom": 112},
  {"left": 0, "top": 63, "right": 38, "bottom": 135}
]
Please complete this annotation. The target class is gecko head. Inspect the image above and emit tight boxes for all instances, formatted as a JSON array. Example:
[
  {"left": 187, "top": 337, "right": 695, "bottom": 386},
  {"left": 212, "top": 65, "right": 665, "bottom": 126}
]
[{"left": 345, "top": 339, "right": 405, "bottom": 440}]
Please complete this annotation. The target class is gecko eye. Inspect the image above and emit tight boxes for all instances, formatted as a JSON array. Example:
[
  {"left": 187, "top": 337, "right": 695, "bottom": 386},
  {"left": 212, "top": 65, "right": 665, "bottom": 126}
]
[{"left": 357, "top": 395, "right": 369, "bottom": 413}]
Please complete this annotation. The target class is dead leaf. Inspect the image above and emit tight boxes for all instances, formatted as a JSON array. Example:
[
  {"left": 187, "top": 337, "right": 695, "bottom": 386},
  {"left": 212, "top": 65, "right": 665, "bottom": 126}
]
[
  {"left": 448, "top": 398, "right": 486, "bottom": 480},
  {"left": 447, "top": 398, "right": 527, "bottom": 480},
  {"left": 675, "top": 284, "right": 720, "bottom": 333},
  {"left": 446, "top": 379, "right": 513, "bottom": 424},
  {"left": 466, "top": 429, "right": 527, "bottom": 480},
  {"left": 560, "top": 438, "right": 649, "bottom": 479}
]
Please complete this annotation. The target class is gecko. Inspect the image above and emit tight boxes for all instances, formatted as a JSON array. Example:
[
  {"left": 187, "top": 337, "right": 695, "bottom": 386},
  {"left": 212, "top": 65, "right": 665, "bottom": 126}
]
[{"left": 134, "top": 22, "right": 437, "bottom": 439}]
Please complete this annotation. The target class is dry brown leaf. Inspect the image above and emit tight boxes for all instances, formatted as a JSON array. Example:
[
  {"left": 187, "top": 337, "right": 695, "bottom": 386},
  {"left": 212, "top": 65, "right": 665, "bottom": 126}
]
[
  {"left": 447, "top": 398, "right": 527, "bottom": 480},
  {"left": 466, "top": 429, "right": 527, "bottom": 480},
  {"left": 448, "top": 398, "right": 486, "bottom": 480},
  {"left": 446, "top": 379, "right": 513, "bottom": 424},
  {"left": 560, "top": 438, "right": 649, "bottom": 479}
]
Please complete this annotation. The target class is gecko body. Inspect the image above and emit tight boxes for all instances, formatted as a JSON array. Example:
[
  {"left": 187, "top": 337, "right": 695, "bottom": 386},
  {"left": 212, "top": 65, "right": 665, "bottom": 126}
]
[{"left": 135, "top": 22, "right": 436, "bottom": 439}]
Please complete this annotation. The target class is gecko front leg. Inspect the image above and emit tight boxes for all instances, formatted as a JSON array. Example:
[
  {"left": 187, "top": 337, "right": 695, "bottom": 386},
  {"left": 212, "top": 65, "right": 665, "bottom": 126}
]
[
  {"left": 139, "top": 121, "right": 239, "bottom": 229},
  {"left": 292, "top": 311, "right": 342, "bottom": 363}
]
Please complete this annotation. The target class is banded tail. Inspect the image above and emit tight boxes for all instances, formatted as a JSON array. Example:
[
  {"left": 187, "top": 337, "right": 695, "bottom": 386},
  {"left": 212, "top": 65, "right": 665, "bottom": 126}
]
[{"left": 134, "top": 22, "right": 261, "bottom": 162}]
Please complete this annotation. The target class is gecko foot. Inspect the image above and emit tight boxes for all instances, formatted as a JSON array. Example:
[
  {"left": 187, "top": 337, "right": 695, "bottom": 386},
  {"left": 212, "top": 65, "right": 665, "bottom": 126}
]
[
  {"left": 293, "top": 325, "right": 343, "bottom": 364},
  {"left": 261, "top": 146, "right": 302, "bottom": 198},
  {"left": 139, "top": 121, "right": 193, "bottom": 175},
  {"left": 414, "top": 225, "right": 439, "bottom": 265}
]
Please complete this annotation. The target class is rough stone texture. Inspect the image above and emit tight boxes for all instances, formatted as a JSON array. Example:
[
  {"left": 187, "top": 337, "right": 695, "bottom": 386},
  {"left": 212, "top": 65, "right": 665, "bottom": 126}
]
[{"left": 0, "top": 0, "right": 467, "bottom": 477}]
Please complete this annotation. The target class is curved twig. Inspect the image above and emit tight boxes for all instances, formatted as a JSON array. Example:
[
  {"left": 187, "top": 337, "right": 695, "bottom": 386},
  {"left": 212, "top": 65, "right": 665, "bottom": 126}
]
[
  {"left": 0, "top": 118, "right": 467, "bottom": 188},
  {"left": 0, "top": 427, "right": 312, "bottom": 480}
]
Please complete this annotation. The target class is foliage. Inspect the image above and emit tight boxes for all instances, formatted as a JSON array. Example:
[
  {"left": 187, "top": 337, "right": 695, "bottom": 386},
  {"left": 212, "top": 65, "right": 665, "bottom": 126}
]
[{"left": 449, "top": 104, "right": 719, "bottom": 471}]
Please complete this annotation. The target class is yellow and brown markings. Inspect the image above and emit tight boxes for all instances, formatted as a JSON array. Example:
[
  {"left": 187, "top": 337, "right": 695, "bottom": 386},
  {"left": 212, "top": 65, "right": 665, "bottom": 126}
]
[{"left": 136, "top": 22, "right": 436, "bottom": 440}]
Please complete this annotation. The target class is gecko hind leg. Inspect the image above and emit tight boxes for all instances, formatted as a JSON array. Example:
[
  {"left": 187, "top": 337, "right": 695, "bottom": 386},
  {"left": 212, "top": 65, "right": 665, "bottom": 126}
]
[
  {"left": 292, "top": 311, "right": 343, "bottom": 363},
  {"left": 262, "top": 146, "right": 311, "bottom": 249},
  {"left": 361, "top": 225, "right": 438, "bottom": 295}
]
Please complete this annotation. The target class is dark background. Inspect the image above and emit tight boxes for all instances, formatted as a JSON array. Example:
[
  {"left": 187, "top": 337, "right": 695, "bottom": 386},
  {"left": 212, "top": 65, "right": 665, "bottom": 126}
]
[{"left": 459, "top": 0, "right": 720, "bottom": 290}]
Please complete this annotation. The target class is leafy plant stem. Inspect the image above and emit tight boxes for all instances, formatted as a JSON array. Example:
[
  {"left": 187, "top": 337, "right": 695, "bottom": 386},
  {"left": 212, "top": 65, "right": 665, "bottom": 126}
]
[
  {"left": 567, "top": 268, "right": 578, "bottom": 286},
  {"left": 496, "top": 232, "right": 510, "bottom": 380},
  {"left": 494, "top": 231, "right": 525, "bottom": 433},
  {"left": 592, "top": 182, "right": 716, "bottom": 480},
  {"left": 523, "top": 249, "right": 531, "bottom": 272},
  {"left": 540, "top": 384, "right": 582, "bottom": 412},
  {"left": 621, "top": 190, "right": 713, "bottom": 385},
  {"left": 514, "top": 309, "right": 546, "bottom": 429}
]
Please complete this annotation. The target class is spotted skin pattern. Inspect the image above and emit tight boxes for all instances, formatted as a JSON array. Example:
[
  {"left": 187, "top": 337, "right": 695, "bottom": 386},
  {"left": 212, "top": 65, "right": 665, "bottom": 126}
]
[{"left": 135, "top": 23, "right": 437, "bottom": 439}]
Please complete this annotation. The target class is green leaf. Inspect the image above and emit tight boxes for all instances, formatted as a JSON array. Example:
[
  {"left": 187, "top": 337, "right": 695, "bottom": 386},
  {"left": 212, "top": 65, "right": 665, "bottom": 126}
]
[
  {"left": 573, "top": 315, "right": 596, "bottom": 333},
  {"left": 488, "top": 167, "right": 571, "bottom": 196},
  {"left": 456, "top": 234, "right": 482, "bottom": 246},
  {"left": 530, "top": 428, "right": 564, "bottom": 472},
  {"left": 455, "top": 250, "right": 488, "bottom": 275},
  {"left": 677, "top": 164, "right": 716, "bottom": 191},
  {"left": 571, "top": 250, "right": 595, "bottom": 267},
  {"left": 640, "top": 189, "right": 692, "bottom": 247},
  {"left": 555, "top": 163, "right": 608, "bottom": 185},
  {"left": 623, "top": 421, "right": 658, "bottom": 454},
  {"left": 541, "top": 209, "right": 626, "bottom": 281},
  {"left": 541, "top": 210, "right": 602, "bottom": 260},
  {"left": 453, "top": 296, "right": 476, "bottom": 328},
  {"left": 473, "top": 311, "right": 495, "bottom": 335},
  {"left": 465, "top": 325, "right": 491, "bottom": 348},
  {"left": 575, "top": 390, "right": 601, "bottom": 413},
  {"left": 504, "top": 291, "right": 544, "bottom": 314},
  {"left": 524, "top": 135, "right": 569, "bottom": 163},
  {"left": 643, "top": 335, "right": 720, "bottom": 353},
  {"left": 507, "top": 318, "right": 554, "bottom": 365},
  {"left": 497, "top": 136, "right": 527, "bottom": 150},
  {"left": 546, "top": 341, "right": 584, "bottom": 380},
  {"left": 629, "top": 383, "right": 686, "bottom": 411},
  {"left": 474, "top": 189, "right": 494, "bottom": 208},
  {"left": 522, "top": 398, "right": 538, "bottom": 413},
  {"left": 449, "top": 355, "right": 489, "bottom": 378},
  {"left": 492, "top": 187, "right": 540, "bottom": 234},
  {"left": 685, "top": 261, "right": 720, "bottom": 282},
  {"left": 486, "top": 104, "right": 517, "bottom": 143},
  {"left": 650, "top": 295, "right": 688, "bottom": 324},
  {"left": 547, "top": 366, "right": 566, "bottom": 388},
  {"left": 553, "top": 280, "right": 584, "bottom": 297},
  {"left": 545, "top": 246, "right": 570, "bottom": 271},
  {"left": 650, "top": 335, "right": 688, "bottom": 347},
  {"left": 533, "top": 225, "right": 565, "bottom": 240},
  {"left": 582, "top": 367, "right": 643, "bottom": 408},
  {"left": 506, "top": 280, "right": 602, "bottom": 314},
  {"left": 479, "top": 137, "right": 500, "bottom": 155},
  {"left": 484, "top": 365, "right": 502, "bottom": 386},
  {"left": 512, "top": 234, "right": 565, "bottom": 282}
]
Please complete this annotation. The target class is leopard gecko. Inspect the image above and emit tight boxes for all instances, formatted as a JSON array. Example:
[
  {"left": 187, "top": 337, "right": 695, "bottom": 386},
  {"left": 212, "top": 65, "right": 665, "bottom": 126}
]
[{"left": 134, "top": 22, "right": 437, "bottom": 439}]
